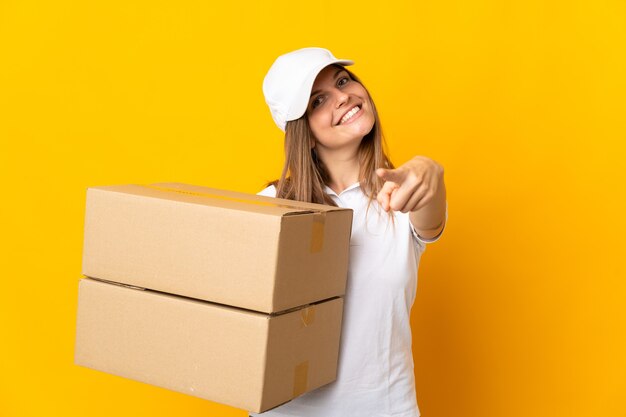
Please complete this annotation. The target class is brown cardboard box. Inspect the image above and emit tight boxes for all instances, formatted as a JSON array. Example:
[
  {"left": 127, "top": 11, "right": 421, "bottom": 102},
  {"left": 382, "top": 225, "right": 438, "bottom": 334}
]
[
  {"left": 75, "top": 277, "right": 344, "bottom": 413},
  {"left": 82, "top": 183, "right": 353, "bottom": 313}
]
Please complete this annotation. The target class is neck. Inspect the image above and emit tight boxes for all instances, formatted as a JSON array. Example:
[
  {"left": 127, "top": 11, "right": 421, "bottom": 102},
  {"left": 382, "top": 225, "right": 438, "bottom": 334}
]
[{"left": 316, "top": 144, "right": 361, "bottom": 195}]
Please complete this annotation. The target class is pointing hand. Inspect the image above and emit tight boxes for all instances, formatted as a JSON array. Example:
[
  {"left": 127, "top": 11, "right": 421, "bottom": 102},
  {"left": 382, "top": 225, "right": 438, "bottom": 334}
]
[{"left": 376, "top": 156, "right": 444, "bottom": 213}]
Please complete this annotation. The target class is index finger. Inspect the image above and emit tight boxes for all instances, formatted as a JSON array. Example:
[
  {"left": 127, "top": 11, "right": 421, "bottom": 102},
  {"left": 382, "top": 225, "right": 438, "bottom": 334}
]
[{"left": 376, "top": 168, "right": 405, "bottom": 184}]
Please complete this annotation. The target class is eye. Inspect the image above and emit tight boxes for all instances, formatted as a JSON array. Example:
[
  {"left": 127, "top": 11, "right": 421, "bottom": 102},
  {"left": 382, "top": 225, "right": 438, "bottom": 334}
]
[
  {"left": 311, "top": 95, "right": 324, "bottom": 109},
  {"left": 337, "top": 76, "right": 349, "bottom": 87}
]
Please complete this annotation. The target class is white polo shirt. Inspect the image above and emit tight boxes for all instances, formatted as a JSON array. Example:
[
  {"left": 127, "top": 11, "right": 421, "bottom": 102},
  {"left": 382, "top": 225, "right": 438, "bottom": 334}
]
[{"left": 250, "top": 182, "right": 447, "bottom": 417}]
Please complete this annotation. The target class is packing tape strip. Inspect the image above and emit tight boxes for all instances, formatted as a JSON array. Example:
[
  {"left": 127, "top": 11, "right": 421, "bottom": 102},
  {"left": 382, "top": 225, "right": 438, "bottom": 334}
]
[
  {"left": 300, "top": 306, "right": 316, "bottom": 327},
  {"left": 141, "top": 184, "right": 326, "bottom": 253},
  {"left": 293, "top": 361, "right": 309, "bottom": 397}
]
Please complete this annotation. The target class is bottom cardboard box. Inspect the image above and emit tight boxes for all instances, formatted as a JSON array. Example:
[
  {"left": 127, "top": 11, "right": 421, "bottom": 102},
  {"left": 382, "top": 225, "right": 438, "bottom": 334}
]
[{"left": 74, "top": 278, "right": 344, "bottom": 413}]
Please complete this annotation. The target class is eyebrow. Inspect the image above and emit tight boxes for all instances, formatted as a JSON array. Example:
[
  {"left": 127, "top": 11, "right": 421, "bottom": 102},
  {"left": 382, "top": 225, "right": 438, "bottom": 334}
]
[{"left": 309, "top": 68, "right": 347, "bottom": 99}]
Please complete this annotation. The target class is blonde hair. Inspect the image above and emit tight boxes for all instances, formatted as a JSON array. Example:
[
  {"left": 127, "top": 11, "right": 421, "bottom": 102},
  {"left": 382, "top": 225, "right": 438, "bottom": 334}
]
[{"left": 267, "top": 66, "right": 395, "bottom": 217}]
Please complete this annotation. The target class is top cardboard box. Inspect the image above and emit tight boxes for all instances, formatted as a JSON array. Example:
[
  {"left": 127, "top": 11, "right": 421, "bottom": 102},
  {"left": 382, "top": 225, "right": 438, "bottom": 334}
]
[{"left": 82, "top": 183, "right": 353, "bottom": 313}]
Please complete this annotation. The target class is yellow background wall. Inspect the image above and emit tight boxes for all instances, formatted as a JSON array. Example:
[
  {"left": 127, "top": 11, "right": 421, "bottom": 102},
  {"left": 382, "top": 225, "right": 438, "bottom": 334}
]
[{"left": 1, "top": 0, "right": 624, "bottom": 416}]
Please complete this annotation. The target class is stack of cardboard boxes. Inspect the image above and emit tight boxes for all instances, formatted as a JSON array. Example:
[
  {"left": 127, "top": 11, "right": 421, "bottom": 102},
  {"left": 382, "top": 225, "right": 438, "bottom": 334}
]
[{"left": 74, "top": 182, "right": 353, "bottom": 413}]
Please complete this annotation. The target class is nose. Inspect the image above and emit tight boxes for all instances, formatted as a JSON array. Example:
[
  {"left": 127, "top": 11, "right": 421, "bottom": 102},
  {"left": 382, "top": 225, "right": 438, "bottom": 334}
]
[{"left": 335, "top": 91, "right": 349, "bottom": 108}]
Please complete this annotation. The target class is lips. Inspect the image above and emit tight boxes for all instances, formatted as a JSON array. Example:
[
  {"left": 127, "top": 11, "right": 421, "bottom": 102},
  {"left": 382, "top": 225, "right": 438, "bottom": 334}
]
[{"left": 337, "top": 105, "right": 361, "bottom": 125}]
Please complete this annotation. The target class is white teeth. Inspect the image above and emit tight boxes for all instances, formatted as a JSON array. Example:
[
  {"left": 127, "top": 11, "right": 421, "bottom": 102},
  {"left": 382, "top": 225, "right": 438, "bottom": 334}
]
[{"left": 340, "top": 106, "right": 360, "bottom": 124}]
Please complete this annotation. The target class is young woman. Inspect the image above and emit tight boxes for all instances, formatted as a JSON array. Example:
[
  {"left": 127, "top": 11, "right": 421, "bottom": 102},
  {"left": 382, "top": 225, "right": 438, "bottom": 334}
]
[{"left": 251, "top": 47, "right": 448, "bottom": 417}]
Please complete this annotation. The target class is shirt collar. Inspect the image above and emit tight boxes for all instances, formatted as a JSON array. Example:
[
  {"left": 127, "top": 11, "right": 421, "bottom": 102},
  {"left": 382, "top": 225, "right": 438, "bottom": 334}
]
[{"left": 324, "top": 182, "right": 361, "bottom": 197}]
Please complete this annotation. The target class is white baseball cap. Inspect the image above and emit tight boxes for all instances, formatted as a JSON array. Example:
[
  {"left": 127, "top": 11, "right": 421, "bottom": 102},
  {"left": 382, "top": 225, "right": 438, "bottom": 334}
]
[{"left": 263, "top": 47, "right": 354, "bottom": 132}]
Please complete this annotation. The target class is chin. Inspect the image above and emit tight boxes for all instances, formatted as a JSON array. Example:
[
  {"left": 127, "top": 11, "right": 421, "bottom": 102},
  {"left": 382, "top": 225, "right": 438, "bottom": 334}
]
[{"left": 355, "top": 118, "right": 375, "bottom": 137}]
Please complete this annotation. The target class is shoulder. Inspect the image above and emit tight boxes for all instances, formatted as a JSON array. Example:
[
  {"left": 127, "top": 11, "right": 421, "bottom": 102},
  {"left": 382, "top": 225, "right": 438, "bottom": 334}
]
[{"left": 257, "top": 184, "right": 277, "bottom": 198}]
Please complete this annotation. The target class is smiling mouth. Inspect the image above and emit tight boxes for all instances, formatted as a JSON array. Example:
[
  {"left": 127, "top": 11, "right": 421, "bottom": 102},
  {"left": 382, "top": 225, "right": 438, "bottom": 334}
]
[{"left": 338, "top": 105, "right": 361, "bottom": 125}]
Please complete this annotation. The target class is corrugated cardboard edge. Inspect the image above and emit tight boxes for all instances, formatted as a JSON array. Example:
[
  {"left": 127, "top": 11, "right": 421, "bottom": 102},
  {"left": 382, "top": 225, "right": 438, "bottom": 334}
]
[
  {"left": 84, "top": 182, "right": 353, "bottom": 217},
  {"left": 149, "top": 182, "right": 349, "bottom": 214}
]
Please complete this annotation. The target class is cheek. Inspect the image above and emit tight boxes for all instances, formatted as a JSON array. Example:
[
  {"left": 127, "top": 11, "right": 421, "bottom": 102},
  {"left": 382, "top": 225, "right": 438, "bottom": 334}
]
[{"left": 308, "top": 113, "right": 330, "bottom": 133}]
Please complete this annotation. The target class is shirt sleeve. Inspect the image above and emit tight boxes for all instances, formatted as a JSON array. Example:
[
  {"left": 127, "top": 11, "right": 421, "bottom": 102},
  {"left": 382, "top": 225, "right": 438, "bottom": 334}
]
[
  {"left": 410, "top": 201, "right": 448, "bottom": 245},
  {"left": 257, "top": 184, "right": 277, "bottom": 198}
]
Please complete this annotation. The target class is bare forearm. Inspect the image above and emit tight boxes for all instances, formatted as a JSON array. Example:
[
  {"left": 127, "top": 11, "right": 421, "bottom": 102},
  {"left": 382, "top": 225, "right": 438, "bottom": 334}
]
[{"left": 409, "top": 181, "right": 447, "bottom": 239}]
